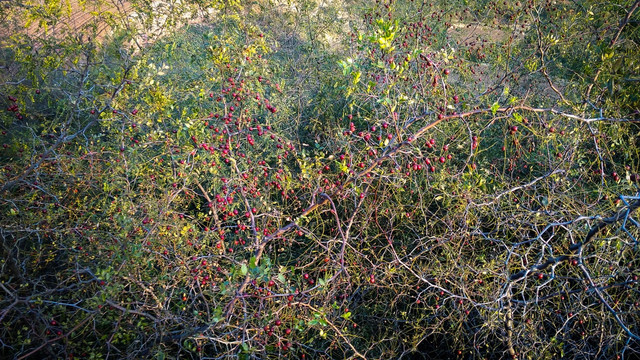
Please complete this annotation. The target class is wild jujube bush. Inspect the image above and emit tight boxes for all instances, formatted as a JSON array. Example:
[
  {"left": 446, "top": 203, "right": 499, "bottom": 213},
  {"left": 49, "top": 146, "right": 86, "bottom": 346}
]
[{"left": 1, "top": 0, "right": 639, "bottom": 359}]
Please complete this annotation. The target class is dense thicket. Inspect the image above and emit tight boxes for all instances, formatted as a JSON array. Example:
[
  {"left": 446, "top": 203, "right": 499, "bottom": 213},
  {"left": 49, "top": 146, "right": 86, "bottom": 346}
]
[{"left": 1, "top": 1, "right": 639, "bottom": 359}]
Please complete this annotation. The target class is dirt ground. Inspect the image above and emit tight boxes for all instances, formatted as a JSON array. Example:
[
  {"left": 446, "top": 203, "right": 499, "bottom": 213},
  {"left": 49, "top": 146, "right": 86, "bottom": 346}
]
[
  {"left": 6, "top": 0, "right": 212, "bottom": 47},
  {"left": 17, "top": 0, "right": 134, "bottom": 41}
]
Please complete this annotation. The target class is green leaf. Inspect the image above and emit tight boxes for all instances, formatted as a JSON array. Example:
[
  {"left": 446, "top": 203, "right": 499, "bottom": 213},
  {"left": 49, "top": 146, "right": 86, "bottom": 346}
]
[
  {"left": 212, "top": 308, "right": 223, "bottom": 323},
  {"left": 512, "top": 112, "right": 522, "bottom": 122},
  {"left": 491, "top": 102, "right": 499, "bottom": 116},
  {"left": 338, "top": 161, "right": 349, "bottom": 174},
  {"left": 338, "top": 59, "right": 353, "bottom": 75},
  {"left": 341, "top": 311, "right": 352, "bottom": 320},
  {"left": 240, "top": 264, "right": 248, "bottom": 276},
  {"left": 352, "top": 70, "right": 361, "bottom": 84}
]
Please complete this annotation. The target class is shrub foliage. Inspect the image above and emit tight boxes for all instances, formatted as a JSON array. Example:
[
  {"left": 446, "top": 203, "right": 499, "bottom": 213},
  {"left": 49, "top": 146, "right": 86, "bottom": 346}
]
[{"left": 1, "top": 0, "right": 639, "bottom": 359}]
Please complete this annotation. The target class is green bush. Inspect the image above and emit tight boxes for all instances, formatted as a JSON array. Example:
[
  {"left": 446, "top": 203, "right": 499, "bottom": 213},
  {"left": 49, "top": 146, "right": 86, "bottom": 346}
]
[{"left": 1, "top": 1, "right": 639, "bottom": 359}]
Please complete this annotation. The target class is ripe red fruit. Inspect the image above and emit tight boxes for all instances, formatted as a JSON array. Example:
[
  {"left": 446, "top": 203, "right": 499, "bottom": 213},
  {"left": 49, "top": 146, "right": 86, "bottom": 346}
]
[
  {"left": 443, "top": 69, "right": 450, "bottom": 75},
  {"left": 285, "top": 328, "right": 292, "bottom": 335},
  {"left": 268, "top": 280, "right": 275, "bottom": 287}
]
